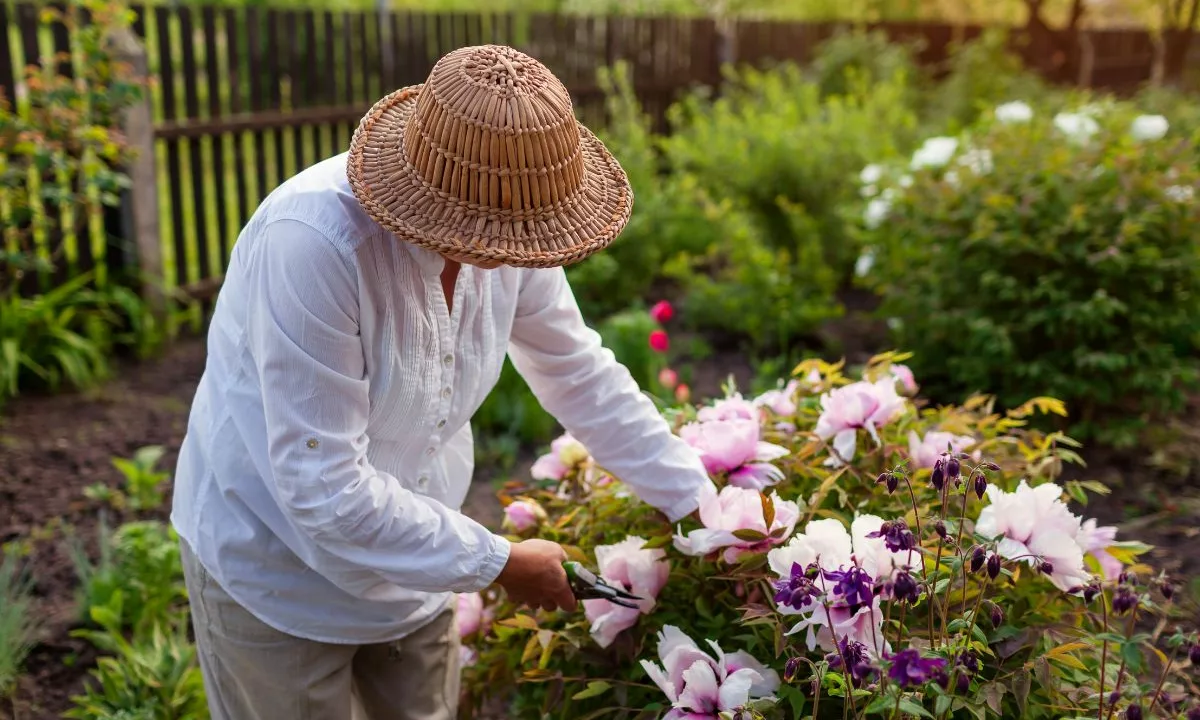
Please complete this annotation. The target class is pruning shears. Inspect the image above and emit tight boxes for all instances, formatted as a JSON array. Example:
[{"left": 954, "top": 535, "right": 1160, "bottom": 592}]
[{"left": 563, "top": 561, "right": 642, "bottom": 609}]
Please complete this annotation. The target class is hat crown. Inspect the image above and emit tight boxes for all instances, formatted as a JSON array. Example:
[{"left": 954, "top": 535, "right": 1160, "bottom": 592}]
[{"left": 401, "top": 45, "right": 586, "bottom": 215}]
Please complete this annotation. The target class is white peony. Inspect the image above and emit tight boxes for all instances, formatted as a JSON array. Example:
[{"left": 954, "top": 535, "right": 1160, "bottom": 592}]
[
  {"left": 910, "top": 136, "right": 959, "bottom": 170},
  {"left": 994, "top": 101, "right": 1033, "bottom": 124},
  {"left": 1130, "top": 114, "right": 1169, "bottom": 141},
  {"left": 1053, "top": 112, "right": 1101, "bottom": 143}
]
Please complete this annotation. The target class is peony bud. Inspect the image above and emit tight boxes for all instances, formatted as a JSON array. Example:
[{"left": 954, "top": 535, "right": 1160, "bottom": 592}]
[
  {"left": 648, "top": 330, "right": 669, "bottom": 353},
  {"left": 657, "top": 367, "right": 678, "bottom": 390},
  {"left": 502, "top": 500, "right": 545, "bottom": 532},
  {"left": 674, "top": 383, "right": 690, "bottom": 403}
]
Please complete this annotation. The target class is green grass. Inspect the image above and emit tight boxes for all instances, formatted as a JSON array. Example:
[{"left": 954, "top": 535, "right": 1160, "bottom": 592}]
[{"left": 0, "top": 549, "right": 39, "bottom": 699}]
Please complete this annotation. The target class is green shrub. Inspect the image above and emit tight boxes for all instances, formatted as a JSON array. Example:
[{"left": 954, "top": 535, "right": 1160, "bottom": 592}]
[
  {"left": 67, "top": 620, "right": 207, "bottom": 720},
  {"left": 806, "top": 26, "right": 924, "bottom": 105},
  {"left": 68, "top": 518, "right": 187, "bottom": 638},
  {"left": 923, "top": 28, "right": 1055, "bottom": 132},
  {"left": 565, "top": 62, "right": 717, "bottom": 321},
  {"left": 855, "top": 98, "right": 1200, "bottom": 446},
  {"left": 660, "top": 61, "right": 919, "bottom": 287}
]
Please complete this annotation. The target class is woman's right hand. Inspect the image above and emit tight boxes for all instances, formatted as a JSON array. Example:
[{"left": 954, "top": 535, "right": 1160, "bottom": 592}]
[{"left": 494, "top": 539, "right": 577, "bottom": 612}]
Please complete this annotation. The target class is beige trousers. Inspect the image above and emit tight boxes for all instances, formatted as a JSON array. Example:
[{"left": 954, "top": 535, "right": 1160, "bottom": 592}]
[{"left": 180, "top": 540, "right": 461, "bottom": 720}]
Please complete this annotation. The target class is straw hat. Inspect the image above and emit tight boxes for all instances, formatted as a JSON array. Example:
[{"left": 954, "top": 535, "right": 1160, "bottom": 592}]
[{"left": 347, "top": 45, "right": 634, "bottom": 269}]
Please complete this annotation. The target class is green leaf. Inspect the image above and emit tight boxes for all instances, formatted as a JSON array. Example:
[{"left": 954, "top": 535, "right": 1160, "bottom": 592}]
[
  {"left": 571, "top": 680, "right": 612, "bottom": 700},
  {"left": 898, "top": 698, "right": 934, "bottom": 718}
]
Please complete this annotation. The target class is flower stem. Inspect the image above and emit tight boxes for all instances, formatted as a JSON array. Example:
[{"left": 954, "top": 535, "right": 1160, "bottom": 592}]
[
  {"left": 1146, "top": 637, "right": 1182, "bottom": 716},
  {"left": 817, "top": 573, "right": 860, "bottom": 720},
  {"left": 1098, "top": 595, "right": 1109, "bottom": 720},
  {"left": 1103, "top": 610, "right": 1138, "bottom": 720}
]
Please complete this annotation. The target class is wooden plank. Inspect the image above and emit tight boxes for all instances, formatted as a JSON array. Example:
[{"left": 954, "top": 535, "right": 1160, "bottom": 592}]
[
  {"left": 339, "top": 11, "right": 353, "bottom": 149},
  {"left": 203, "top": 5, "right": 230, "bottom": 265},
  {"left": 0, "top": 4, "right": 15, "bottom": 100},
  {"left": 155, "top": 5, "right": 187, "bottom": 290},
  {"left": 286, "top": 10, "right": 306, "bottom": 171},
  {"left": 224, "top": 6, "right": 249, "bottom": 229},
  {"left": 17, "top": 4, "right": 40, "bottom": 75},
  {"left": 246, "top": 6, "right": 268, "bottom": 206},
  {"left": 179, "top": 6, "right": 211, "bottom": 288},
  {"left": 265, "top": 8, "right": 284, "bottom": 187}
]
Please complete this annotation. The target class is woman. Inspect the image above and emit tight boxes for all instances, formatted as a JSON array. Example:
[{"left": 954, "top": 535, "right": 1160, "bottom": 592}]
[{"left": 170, "top": 44, "right": 714, "bottom": 720}]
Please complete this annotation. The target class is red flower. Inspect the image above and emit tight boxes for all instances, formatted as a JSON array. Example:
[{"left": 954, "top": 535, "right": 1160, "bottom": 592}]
[
  {"left": 649, "top": 330, "right": 669, "bottom": 353},
  {"left": 649, "top": 300, "right": 674, "bottom": 324}
]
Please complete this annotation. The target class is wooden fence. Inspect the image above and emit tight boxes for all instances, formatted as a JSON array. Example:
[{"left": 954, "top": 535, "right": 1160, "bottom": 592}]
[{"left": 0, "top": 2, "right": 1182, "bottom": 315}]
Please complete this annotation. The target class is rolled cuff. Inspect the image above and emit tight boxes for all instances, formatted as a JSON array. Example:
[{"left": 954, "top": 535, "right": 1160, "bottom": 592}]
[{"left": 469, "top": 533, "right": 513, "bottom": 592}]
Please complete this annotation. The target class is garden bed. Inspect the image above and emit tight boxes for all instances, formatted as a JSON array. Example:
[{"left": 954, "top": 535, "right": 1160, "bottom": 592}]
[{"left": 3, "top": 326, "right": 1200, "bottom": 719}]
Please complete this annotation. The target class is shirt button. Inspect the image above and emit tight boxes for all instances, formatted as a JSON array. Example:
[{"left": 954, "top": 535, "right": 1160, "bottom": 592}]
[
  {"left": 441, "top": 387, "right": 452, "bottom": 398},
  {"left": 436, "top": 419, "right": 446, "bottom": 428},
  {"left": 305, "top": 438, "right": 319, "bottom": 449},
  {"left": 418, "top": 476, "right": 428, "bottom": 487},
  {"left": 443, "top": 353, "right": 454, "bottom": 366}
]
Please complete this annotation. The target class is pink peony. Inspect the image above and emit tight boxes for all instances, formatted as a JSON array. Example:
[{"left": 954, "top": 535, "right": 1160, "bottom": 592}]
[
  {"left": 907, "top": 430, "right": 976, "bottom": 470},
  {"left": 658, "top": 367, "right": 679, "bottom": 390},
  {"left": 890, "top": 364, "right": 918, "bottom": 395},
  {"left": 673, "top": 483, "right": 800, "bottom": 563},
  {"left": 584, "top": 536, "right": 669, "bottom": 648},
  {"left": 754, "top": 379, "right": 801, "bottom": 417},
  {"left": 459, "top": 645, "right": 478, "bottom": 667},
  {"left": 1075, "top": 518, "right": 1123, "bottom": 581},
  {"left": 650, "top": 300, "right": 674, "bottom": 324},
  {"left": 679, "top": 418, "right": 789, "bottom": 490},
  {"left": 975, "top": 480, "right": 1091, "bottom": 592},
  {"left": 455, "top": 592, "right": 487, "bottom": 637},
  {"left": 502, "top": 499, "right": 546, "bottom": 532},
  {"left": 697, "top": 394, "right": 758, "bottom": 423},
  {"left": 649, "top": 330, "right": 670, "bottom": 353},
  {"left": 640, "top": 625, "right": 780, "bottom": 719},
  {"left": 814, "top": 378, "right": 906, "bottom": 465},
  {"left": 529, "top": 433, "right": 590, "bottom": 482}
]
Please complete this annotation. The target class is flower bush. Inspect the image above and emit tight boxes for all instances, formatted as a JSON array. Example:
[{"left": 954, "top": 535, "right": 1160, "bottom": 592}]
[
  {"left": 853, "top": 97, "right": 1200, "bottom": 447},
  {"left": 459, "top": 353, "right": 1195, "bottom": 720}
]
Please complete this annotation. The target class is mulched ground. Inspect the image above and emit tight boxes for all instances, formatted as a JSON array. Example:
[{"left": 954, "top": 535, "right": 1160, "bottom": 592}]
[{"left": 3, "top": 312, "right": 1200, "bottom": 717}]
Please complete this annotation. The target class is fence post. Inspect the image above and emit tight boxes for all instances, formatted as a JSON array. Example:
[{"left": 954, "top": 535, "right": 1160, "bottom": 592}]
[{"left": 108, "top": 26, "right": 165, "bottom": 318}]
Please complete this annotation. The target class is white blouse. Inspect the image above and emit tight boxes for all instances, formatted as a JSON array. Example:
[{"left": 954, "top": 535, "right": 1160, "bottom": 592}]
[{"left": 170, "top": 153, "right": 712, "bottom": 645}]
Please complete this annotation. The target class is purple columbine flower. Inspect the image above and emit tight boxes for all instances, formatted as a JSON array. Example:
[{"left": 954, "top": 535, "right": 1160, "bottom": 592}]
[
  {"left": 931, "top": 459, "right": 946, "bottom": 491},
  {"left": 825, "top": 566, "right": 875, "bottom": 613},
  {"left": 783, "top": 656, "right": 804, "bottom": 683},
  {"left": 826, "top": 637, "right": 877, "bottom": 688},
  {"left": 1187, "top": 707, "right": 1200, "bottom": 720},
  {"left": 1125, "top": 704, "right": 1143, "bottom": 720},
  {"left": 890, "top": 570, "right": 921, "bottom": 604},
  {"left": 970, "top": 546, "right": 986, "bottom": 573},
  {"left": 986, "top": 553, "right": 1001, "bottom": 580},
  {"left": 1113, "top": 586, "right": 1138, "bottom": 615},
  {"left": 774, "top": 562, "right": 822, "bottom": 611},
  {"left": 934, "top": 520, "right": 948, "bottom": 540},
  {"left": 973, "top": 473, "right": 987, "bottom": 499},
  {"left": 867, "top": 519, "right": 916, "bottom": 553},
  {"left": 989, "top": 603, "right": 1004, "bottom": 627},
  {"left": 887, "top": 648, "right": 948, "bottom": 688},
  {"left": 1189, "top": 643, "right": 1200, "bottom": 666}
]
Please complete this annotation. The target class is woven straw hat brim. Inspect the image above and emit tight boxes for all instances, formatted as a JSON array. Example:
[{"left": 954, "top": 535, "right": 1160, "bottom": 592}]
[{"left": 347, "top": 84, "right": 633, "bottom": 269}]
